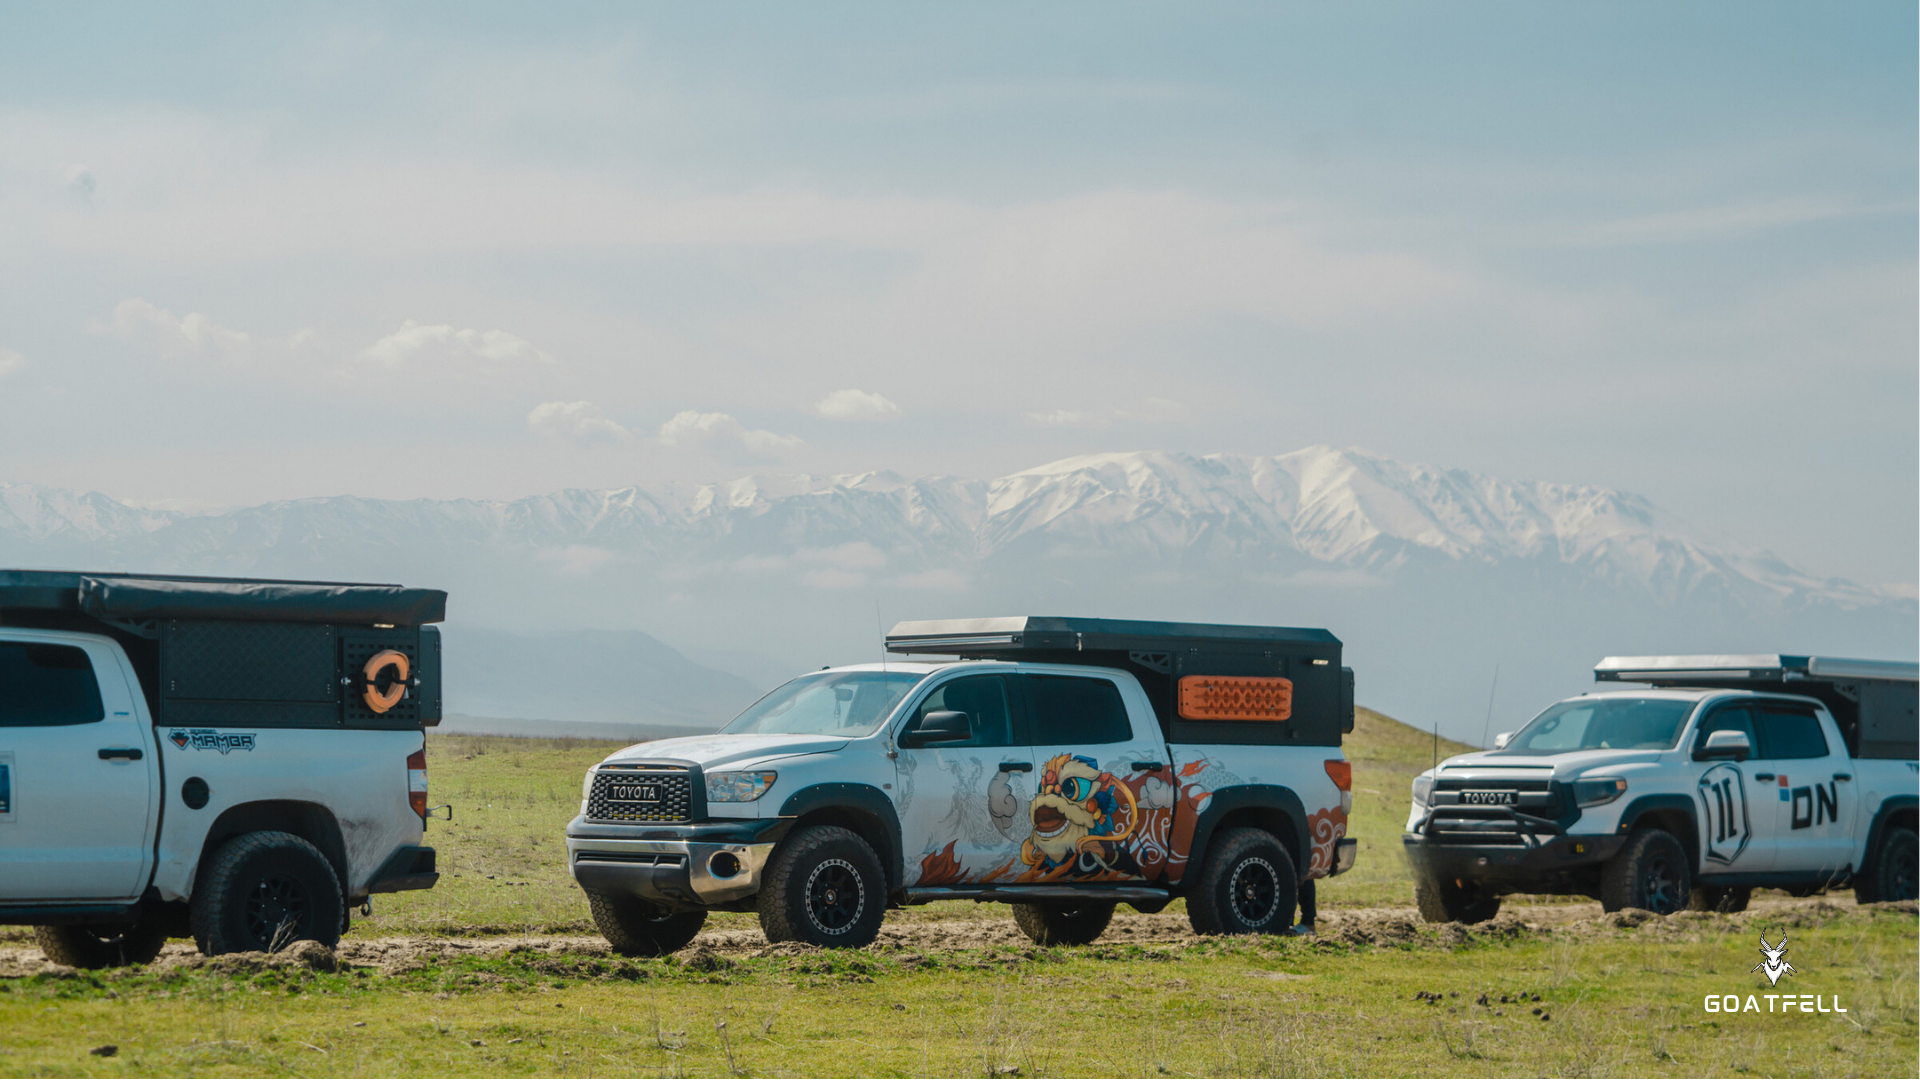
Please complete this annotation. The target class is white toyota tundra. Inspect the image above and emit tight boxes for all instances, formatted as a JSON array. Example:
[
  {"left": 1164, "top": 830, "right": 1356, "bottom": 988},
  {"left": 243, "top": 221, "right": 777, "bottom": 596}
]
[
  {"left": 1404, "top": 654, "right": 1917, "bottom": 922},
  {"left": 566, "top": 616, "right": 1359, "bottom": 953},
  {"left": 0, "top": 570, "right": 447, "bottom": 967}
]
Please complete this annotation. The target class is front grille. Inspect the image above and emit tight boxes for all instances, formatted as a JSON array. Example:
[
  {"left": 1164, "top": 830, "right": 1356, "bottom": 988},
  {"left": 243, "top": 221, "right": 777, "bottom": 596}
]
[
  {"left": 1425, "top": 815, "right": 1530, "bottom": 846},
  {"left": 586, "top": 770, "right": 694, "bottom": 823},
  {"left": 1434, "top": 776, "right": 1563, "bottom": 817}
]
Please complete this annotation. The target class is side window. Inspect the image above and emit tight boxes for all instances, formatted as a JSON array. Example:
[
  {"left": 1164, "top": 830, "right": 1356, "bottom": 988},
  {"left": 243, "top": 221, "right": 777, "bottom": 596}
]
[
  {"left": 1025, "top": 675, "right": 1132, "bottom": 745},
  {"left": 909, "top": 675, "right": 1015, "bottom": 749},
  {"left": 1693, "top": 706, "right": 1756, "bottom": 755},
  {"left": 0, "top": 642, "right": 105, "bottom": 727},
  {"left": 1757, "top": 708, "right": 1829, "bottom": 760}
]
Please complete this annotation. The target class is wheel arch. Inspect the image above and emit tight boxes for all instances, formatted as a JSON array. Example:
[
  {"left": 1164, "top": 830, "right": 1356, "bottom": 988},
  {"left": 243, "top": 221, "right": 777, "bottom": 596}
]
[
  {"left": 1181, "top": 784, "right": 1309, "bottom": 888},
  {"left": 776, "top": 783, "right": 904, "bottom": 892},
  {"left": 1617, "top": 795, "right": 1700, "bottom": 872},
  {"left": 195, "top": 801, "right": 349, "bottom": 900},
  {"left": 1862, "top": 795, "right": 1919, "bottom": 873}
]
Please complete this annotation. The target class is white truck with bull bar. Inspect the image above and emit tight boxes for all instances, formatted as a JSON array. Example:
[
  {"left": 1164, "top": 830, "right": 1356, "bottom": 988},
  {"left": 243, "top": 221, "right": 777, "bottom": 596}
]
[
  {"left": 566, "top": 616, "right": 1359, "bottom": 953},
  {"left": 0, "top": 570, "right": 448, "bottom": 967},
  {"left": 1403, "top": 654, "right": 1918, "bottom": 922}
]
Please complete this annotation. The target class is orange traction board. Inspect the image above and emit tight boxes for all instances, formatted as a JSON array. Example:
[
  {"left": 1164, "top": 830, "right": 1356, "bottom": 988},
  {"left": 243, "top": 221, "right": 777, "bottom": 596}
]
[{"left": 1177, "top": 675, "right": 1292, "bottom": 721}]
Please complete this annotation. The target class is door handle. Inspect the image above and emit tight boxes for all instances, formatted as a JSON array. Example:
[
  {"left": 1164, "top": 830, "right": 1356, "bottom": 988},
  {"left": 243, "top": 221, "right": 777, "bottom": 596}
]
[
  {"left": 98, "top": 747, "right": 143, "bottom": 761},
  {"left": 1753, "top": 772, "right": 1775, "bottom": 781},
  {"left": 1834, "top": 773, "right": 1852, "bottom": 782},
  {"left": 1132, "top": 761, "right": 1166, "bottom": 772},
  {"left": 998, "top": 761, "right": 1032, "bottom": 773}
]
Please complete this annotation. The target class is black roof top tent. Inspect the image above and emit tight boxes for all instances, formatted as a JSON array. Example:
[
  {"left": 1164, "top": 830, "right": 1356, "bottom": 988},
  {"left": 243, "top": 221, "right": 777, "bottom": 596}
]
[
  {"left": 886, "top": 616, "right": 1351, "bottom": 747},
  {"left": 1594, "top": 653, "right": 1918, "bottom": 761},
  {"left": 0, "top": 569, "right": 446, "bottom": 626}
]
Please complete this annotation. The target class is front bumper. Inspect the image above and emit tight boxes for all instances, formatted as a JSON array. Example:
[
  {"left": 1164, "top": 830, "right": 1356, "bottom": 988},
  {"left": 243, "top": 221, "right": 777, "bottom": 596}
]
[
  {"left": 566, "top": 816, "right": 790, "bottom": 908},
  {"left": 1402, "top": 830, "right": 1625, "bottom": 892}
]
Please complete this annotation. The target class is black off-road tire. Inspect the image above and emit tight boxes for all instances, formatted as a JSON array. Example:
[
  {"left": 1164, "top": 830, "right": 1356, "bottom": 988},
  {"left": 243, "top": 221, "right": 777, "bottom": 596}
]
[
  {"left": 1413, "top": 875, "right": 1502, "bottom": 924},
  {"left": 1600, "top": 829, "right": 1690, "bottom": 916},
  {"left": 1855, "top": 826, "right": 1918, "bottom": 904},
  {"left": 586, "top": 892, "right": 707, "bottom": 956},
  {"left": 190, "top": 831, "right": 344, "bottom": 956},
  {"left": 1688, "top": 884, "right": 1752, "bottom": 913},
  {"left": 32, "top": 921, "right": 169, "bottom": 969},
  {"left": 1011, "top": 901, "right": 1116, "bottom": 946},
  {"left": 1186, "top": 828, "right": 1297, "bottom": 936},
  {"left": 757, "top": 825, "right": 887, "bottom": 948}
]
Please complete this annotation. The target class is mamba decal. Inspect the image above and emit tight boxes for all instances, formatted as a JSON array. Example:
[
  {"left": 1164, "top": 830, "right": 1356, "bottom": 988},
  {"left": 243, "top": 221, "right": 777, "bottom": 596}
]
[{"left": 168, "top": 729, "right": 256, "bottom": 754}]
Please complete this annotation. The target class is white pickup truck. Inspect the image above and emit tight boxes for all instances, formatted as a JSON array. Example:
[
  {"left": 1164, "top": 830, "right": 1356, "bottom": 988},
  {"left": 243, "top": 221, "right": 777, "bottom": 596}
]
[
  {"left": 0, "top": 571, "right": 447, "bottom": 967},
  {"left": 1404, "top": 654, "right": 1917, "bottom": 921},
  {"left": 566, "top": 617, "right": 1358, "bottom": 952}
]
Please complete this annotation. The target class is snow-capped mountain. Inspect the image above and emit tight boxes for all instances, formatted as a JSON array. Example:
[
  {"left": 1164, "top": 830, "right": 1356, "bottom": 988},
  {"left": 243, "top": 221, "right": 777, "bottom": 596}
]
[{"left": 4, "top": 447, "right": 1909, "bottom": 741}]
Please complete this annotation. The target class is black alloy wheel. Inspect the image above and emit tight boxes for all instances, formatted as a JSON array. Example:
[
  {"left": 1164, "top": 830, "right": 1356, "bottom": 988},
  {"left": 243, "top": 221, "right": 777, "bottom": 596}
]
[
  {"left": 243, "top": 873, "right": 311, "bottom": 950},
  {"left": 805, "top": 858, "right": 865, "bottom": 935},
  {"left": 1600, "top": 828, "right": 1691, "bottom": 916},
  {"left": 1186, "top": 827, "right": 1297, "bottom": 936},
  {"left": 1229, "top": 857, "right": 1281, "bottom": 926},
  {"left": 1638, "top": 849, "right": 1681, "bottom": 915}
]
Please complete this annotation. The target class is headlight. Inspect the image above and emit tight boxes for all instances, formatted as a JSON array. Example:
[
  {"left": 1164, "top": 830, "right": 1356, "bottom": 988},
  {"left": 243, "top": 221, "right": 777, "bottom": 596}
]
[
  {"left": 1411, "top": 775, "right": 1435, "bottom": 806},
  {"left": 1573, "top": 777, "right": 1627, "bottom": 808},
  {"left": 706, "top": 770, "right": 778, "bottom": 803}
]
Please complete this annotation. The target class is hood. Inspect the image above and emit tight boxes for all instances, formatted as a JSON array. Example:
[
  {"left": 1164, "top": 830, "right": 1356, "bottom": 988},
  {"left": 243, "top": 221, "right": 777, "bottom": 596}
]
[
  {"left": 1436, "top": 747, "right": 1667, "bottom": 778},
  {"left": 603, "top": 733, "right": 849, "bottom": 771}
]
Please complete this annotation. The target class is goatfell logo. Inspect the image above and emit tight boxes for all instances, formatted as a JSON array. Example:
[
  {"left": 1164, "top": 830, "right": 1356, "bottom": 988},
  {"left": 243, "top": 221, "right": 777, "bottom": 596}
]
[
  {"left": 1753, "top": 933, "right": 1797, "bottom": 987},
  {"left": 1703, "top": 930, "right": 1845, "bottom": 1014}
]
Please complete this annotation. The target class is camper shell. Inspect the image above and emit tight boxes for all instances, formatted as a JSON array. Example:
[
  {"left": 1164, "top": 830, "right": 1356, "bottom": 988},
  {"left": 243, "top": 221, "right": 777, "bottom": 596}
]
[
  {"left": 1595, "top": 654, "right": 1917, "bottom": 761},
  {"left": 884, "top": 616, "right": 1355, "bottom": 747}
]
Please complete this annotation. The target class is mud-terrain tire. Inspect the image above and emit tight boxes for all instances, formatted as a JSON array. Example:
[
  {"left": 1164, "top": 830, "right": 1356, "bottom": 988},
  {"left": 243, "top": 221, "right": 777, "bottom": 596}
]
[
  {"left": 1855, "top": 826, "right": 1918, "bottom": 904},
  {"left": 1413, "top": 875, "right": 1502, "bottom": 924},
  {"left": 32, "top": 920, "right": 168, "bottom": 969},
  {"left": 190, "top": 831, "right": 344, "bottom": 956},
  {"left": 587, "top": 892, "right": 707, "bottom": 956},
  {"left": 1186, "top": 828, "right": 1296, "bottom": 936},
  {"left": 1011, "top": 901, "right": 1116, "bottom": 946},
  {"left": 1600, "top": 829, "right": 1690, "bottom": 915},
  {"left": 1688, "top": 884, "right": 1752, "bottom": 913},
  {"left": 757, "top": 825, "right": 887, "bottom": 948}
]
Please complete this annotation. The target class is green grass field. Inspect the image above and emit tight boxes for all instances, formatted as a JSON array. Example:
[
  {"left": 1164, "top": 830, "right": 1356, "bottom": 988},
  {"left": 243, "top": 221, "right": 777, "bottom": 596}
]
[{"left": 1, "top": 710, "right": 1913, "bottom": 1077}]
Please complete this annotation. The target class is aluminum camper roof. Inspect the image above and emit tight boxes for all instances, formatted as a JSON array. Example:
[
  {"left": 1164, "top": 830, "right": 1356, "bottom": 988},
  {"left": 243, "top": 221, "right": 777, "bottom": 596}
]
[
  {"left": 886, "top": 615, "right": 1338, "bottom": 655},
  {"left": 0, "top": 569, "right": 446, "bottom": 626},
  {"left": 1595, "top": 654, "right": 1918, "bottom": 684}
]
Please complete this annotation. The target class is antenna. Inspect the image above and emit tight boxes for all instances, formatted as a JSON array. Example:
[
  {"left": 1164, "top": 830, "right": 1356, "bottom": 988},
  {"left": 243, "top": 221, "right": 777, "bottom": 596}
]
[
  {"left": 876, "top": 599, "right": 886, "bottom": 673},
  {"left": 1432, "top": 723, "right": 1438, "bottom": 773},
  {"left": 1479, "top": 664, "right": 1500, "bottom": 749}
]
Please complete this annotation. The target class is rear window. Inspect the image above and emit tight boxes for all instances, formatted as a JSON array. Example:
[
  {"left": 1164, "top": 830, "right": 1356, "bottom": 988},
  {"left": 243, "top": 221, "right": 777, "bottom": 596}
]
[
  {"left": 0, "top": 643, "right": 105, "bottom": 727},
  {"left": 1025, "top": 675, "right": 1132, "bottom": 745},
  {"left": 1758, "top": 709, "right": 1829, "bottom": 760}
]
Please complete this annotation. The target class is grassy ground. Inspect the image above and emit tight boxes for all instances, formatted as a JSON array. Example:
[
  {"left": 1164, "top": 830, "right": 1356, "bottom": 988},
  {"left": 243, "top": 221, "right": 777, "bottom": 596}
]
[{"left": 1, "top": 905, "right": 1912, "bottom": 1076}]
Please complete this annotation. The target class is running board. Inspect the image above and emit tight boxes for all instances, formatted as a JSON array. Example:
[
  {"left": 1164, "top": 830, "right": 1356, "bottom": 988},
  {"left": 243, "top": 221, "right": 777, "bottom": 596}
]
[{"left": 903, "top": 885, "right": 1171, "bottom": 904}]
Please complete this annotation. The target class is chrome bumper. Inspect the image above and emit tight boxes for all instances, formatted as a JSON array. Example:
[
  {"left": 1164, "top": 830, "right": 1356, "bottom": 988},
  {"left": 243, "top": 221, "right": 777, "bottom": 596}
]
[
  {"left": 1331, "top": 837, "right": 1357, "bottom": 876},
  {"left": 566, "top": 837, "right": 775, "bottom": 907}
]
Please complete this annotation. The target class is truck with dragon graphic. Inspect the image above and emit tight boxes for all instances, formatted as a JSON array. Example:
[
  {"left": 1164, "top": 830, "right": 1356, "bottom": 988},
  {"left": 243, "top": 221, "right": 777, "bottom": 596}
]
[
  {"left": 565, "top": 616, "right": 1358, "bottom": 951},
  {"left": 1403, "top": 654, "right": 1917, "bottom": 923}
]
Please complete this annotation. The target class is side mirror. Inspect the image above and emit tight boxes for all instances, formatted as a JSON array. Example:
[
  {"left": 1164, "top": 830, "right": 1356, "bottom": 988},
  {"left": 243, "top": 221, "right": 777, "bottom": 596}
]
[
  {"left": 1695, "top": 728, "right": 1752, "bottom": 762},
  {"left": 1493, "top": 732, "right": 1512, "bottom": 750},
  {"left": 898, "top": 710, "right": 972, "bottom": 749}
]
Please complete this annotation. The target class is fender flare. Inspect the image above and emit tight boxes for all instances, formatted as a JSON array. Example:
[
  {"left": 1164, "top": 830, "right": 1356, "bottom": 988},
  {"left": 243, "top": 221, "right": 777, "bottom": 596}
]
[
  {"left": 1183, "top": 784, "right": 1310, "bottom": 886},
  {"left": 1615, "top": 794, "right": 1700, "bottom": 869},
  {"left": 777, "top": 782, "right": 904, "bottom": 890},
  {"left": 1861, "top": 794, "right": 1919, "bottom": 872}
]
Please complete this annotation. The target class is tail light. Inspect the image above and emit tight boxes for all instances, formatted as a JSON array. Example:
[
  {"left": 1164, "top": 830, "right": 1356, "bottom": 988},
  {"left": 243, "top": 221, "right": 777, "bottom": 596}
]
[
  {"left": 1324, "top": 759, "right": 1353, "bottom": 815},
  {"left": 407, "top": 747, "right": 428, "bottom": 819}
]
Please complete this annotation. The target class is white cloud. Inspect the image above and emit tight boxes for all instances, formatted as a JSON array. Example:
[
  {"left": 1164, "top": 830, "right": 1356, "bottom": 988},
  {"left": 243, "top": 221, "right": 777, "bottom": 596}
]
[
  {"left": 0, "top": 348, "right": 25, "bottom": 379},
  {"left": 1024, "top": 409, "right": 1107, "bottom": 428},
  {"left": 1113, "top": 396, "right": 1189, "bottom": 424},
  {"left": 893, "top": 567, "right": 969, "bottom": 590},
  {"left": 798, "top": 541, "right": 887, "bottom": 570},
  {"left": 814, "top": 388, "right": 902, "bottom": 421},
  {"left": 527, "top": 400, "right": 631, "bottom": 447},
  {"left": 91, "top": 298, "right": 253, "bottom": 365},
  {"left": 656, "top": 410, "right": 805, "bottom": 463},
  {"left": 361, "top": 320, "right": 552, "bottom": 366},
  {"left": 801, "top": 568, "right": 868, "bottom": 589},
  {"left": 534, "top": 544, "right": 622, "bottom": 575}
]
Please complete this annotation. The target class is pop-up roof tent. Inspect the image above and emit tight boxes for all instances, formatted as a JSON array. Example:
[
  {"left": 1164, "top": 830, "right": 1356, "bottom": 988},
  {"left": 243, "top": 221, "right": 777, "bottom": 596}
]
[
  {"left": 0, "top": 570, "right": 446, "bottom": 731},
  {"left": 1595, "top": 653, "right": 1918, "bottom": 760},
  {"left": 885, "top": 616, "right": 1352, "bottom": 746}
]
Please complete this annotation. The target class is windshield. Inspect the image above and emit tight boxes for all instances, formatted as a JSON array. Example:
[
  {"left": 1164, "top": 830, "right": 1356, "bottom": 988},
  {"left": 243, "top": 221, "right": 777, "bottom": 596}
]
[
  {"left": 721, "top": 671, "right": 925, "bottom": 738},
  {"left": 1495, "top": 697, "right": 1695, "bottom": 755}
]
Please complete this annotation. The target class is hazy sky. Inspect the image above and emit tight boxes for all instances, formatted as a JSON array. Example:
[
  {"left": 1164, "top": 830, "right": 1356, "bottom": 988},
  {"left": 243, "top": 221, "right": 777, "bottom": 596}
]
[{"left": 1, "top": 2, "right": 1914, "bottom": 585}]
